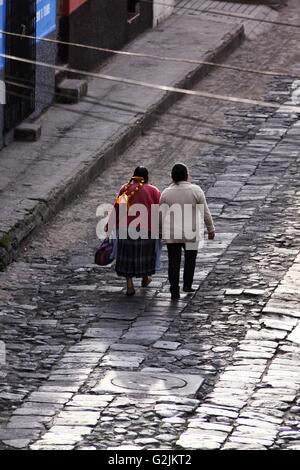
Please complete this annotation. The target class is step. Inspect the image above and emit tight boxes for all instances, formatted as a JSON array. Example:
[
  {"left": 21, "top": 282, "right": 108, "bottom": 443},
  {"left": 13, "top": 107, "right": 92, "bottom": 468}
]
[
  {"left": 56, "top": 79, "right": 88, "bottom": 104},
  {"left": 14, "top": 123, "right": 42, "bottom": 142}
]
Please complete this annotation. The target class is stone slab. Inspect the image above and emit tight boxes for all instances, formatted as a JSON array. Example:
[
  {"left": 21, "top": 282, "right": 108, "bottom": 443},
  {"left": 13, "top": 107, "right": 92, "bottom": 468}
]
[
  {"left": 93, "top": 371, "right": 204, "bottom": 396},
  {"left": 287, "top": 325, "right": 300, "bottom": 345},
  {"left": 14, "top": 123, "right": 42, "bottom": 142},
  {"left": 56, "top": 79, "right": 88, "bottom": 104}
]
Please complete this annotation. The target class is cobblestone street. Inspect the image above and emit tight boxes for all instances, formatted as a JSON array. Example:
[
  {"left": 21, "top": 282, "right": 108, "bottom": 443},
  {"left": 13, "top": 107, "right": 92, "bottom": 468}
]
[{"left": 1, "top": 0, "right": 300, "bottom": 452}]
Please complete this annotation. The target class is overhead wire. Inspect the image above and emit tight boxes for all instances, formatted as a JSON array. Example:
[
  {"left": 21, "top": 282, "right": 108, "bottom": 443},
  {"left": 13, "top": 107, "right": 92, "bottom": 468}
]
[
  {"left": 0, "top": 28, "right": 298, "bottom": 79},
  {"left": 2, "top": 53, "right": 292, "bottom": 112},
  {"left": 6, "top": 86, "right": 241, "bottom": 149},
  {"left": 2, "top": 1, "right": 298, "bottom": 146},
  {"left": 5, "top": 74, "right": 236, "bottom": 131}
]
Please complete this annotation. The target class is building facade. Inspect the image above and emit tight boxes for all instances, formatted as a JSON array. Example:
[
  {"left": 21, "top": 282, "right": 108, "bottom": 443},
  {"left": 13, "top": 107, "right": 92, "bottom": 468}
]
[
  {"left": 58, "top": 0, "right": 153, "bottom": 71},
  {"left": 0, "top": 0, "right": 175, "bottom": 149},
  {"left": 153, "top": 0, "right": 175, "bottom": 27},
  {"left": 0, "top": 0, "right": 57, "bottom": 147}
]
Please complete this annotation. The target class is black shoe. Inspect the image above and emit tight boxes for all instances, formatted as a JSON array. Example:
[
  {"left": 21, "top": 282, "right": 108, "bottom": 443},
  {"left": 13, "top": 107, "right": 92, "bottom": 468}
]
[
  {"left": 183, "top": 287, "right": 196, "bottom": 293},
  {"left": 171, "top": 292, "right": 180, "bottom": 300}
]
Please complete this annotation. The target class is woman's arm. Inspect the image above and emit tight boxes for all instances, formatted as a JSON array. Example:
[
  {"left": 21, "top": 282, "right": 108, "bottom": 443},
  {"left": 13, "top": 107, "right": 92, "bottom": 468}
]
[{"left": 196, "top": 187, "right": 215, "bottom": 237}]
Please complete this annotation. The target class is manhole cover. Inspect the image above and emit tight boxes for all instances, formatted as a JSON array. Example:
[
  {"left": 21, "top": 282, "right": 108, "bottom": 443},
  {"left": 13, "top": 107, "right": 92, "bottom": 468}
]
[{"left": 93, "top": 371, "right": 204, "bottom": 396}]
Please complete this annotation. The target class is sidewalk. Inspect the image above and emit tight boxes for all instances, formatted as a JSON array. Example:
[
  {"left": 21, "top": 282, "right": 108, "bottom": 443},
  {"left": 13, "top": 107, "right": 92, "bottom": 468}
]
[
  {"left": 175, "top": 0, "right": 279, "bottom": 39},
  {"left": 0, "top": 13, "right": 244, "bottom": 270}
]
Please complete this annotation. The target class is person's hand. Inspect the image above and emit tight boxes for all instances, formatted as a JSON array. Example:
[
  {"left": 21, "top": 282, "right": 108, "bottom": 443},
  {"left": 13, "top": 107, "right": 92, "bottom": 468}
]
[{"left": 208, "top": 231, "right": 215, "bottom": 240}]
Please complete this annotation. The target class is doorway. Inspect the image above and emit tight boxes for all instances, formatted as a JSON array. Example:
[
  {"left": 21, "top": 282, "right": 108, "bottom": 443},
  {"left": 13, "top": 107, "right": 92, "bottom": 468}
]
[{"left": 4, "top": 0, "right": 36, "bottom": 133}]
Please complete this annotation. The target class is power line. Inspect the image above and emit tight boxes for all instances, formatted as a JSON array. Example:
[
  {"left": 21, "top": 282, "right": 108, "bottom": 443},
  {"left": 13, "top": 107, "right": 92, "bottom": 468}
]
[
  {"left": 5, "top": 75, "right": 233, "bottom": 130},
  {"left": 2, "top": 53, "right": 290, "bottom": 112},
  {"left": 6, "top": 87, "right": 240, "bottom": 149},
  {"left": 6, "top": 77, "right": 242, "bottom": 143},
  {"left": 0, "top": 29, "right": 296, "bottom": 79}
]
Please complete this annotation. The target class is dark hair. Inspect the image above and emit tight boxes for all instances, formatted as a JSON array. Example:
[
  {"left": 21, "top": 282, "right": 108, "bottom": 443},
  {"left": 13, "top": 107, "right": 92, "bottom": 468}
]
[
  {"left": 133, "top": 166, "right": 149, "bottom": 183},
  {"left": 171, "top": 163, "right": 188, "bottom": 183}
]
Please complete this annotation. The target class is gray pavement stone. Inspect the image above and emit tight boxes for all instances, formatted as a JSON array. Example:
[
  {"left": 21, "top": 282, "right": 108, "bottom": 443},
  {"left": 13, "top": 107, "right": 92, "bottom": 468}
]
[
  {"left": 27, "top": 392, "right": 73, "bottom": 405},
  {"left": 30, "top": 444, "right": 75, "bottom": 450},
  {"left": 288, "top": 324, "right": 300, "bottom": 345},
  {"left": 3, "top": 439, "right": 36, "bottom": 449},
  {"left": 13, "top": 404, "right": 62, "bottom": 417},
  {"left": 53, "top": 411, "right": 100, "bottom": 427}
]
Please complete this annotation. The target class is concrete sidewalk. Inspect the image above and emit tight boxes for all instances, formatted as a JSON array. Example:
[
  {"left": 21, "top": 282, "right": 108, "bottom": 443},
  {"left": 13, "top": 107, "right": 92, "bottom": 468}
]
[
  {"left": 176, "top": 0, "right": 279, "bottom": 39},
  {"left": 0, "top": 13, "right": 244, "bottom": 270}
]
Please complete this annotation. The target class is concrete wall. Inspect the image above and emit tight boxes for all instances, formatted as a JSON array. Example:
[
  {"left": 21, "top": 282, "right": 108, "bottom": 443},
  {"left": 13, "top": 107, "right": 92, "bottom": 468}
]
[
  {"left": 125, "top": 0, "right": 153, "bottom": 45},
  {"left": 59, "top": 0, "right": 153, "bottom": 72},
  {"left": 153, "top": 0, "right": 174, "bottom": 27},
  {"left": 68, "top": 0, "right": 128, "bottom": 71},
  {"left": 33, "top": 0, "right": 57, "bottom": 118},
  {"left": 0, "top": 1, "right": 57, "bottom": 135},
  {"left": 33, "top": 31, "right": 57, "bottom": 119}
]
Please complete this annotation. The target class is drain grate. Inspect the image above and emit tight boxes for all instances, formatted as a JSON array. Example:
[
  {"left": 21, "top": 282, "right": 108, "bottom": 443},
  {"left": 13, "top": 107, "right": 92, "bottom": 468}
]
[{"left": 93, "top": 371, "right": 204, "bottom": 396}]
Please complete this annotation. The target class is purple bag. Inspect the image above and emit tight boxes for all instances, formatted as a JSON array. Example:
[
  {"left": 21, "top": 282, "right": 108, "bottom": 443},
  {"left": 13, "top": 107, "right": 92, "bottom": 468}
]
[{"left": 95, "top": 239, "right": 115, "bottom": 266}]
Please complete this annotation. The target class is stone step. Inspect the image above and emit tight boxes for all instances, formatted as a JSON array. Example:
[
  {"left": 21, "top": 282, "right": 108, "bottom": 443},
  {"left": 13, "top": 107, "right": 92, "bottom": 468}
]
[
  {"left": 14, "top": 123, "right": 42, "bottom": 142},
  {"left": 55, "top": 79, "right": 88, "bottom": 104}
]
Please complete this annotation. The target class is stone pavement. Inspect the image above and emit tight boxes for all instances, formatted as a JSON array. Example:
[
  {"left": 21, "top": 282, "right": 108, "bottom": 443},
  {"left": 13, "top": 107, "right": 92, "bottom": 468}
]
[
  {"left": 1, "top": 0, "right": 300, "bottom": 449},
  {"left": 0, "top": 11, "right": 244, "bottom": 271},
  {"left": 179, "top": 252, "right": 300, "bottom": 450},
  {"left": 0, "top": 73, "right": 300, "bottom": 449}
]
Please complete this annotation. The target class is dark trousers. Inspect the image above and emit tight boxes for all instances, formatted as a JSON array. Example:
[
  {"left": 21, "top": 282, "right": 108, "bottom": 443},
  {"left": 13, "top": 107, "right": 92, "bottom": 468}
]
[{"left": 167, "top": 244, "right": 198, "bottom": 294}]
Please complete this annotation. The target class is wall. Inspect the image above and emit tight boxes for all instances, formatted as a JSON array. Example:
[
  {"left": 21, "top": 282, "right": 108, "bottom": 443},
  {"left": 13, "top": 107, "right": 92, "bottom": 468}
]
[
  {"left": 68, "top": 0, "right": 128, "bottom": 71},
  {"left": 0, "top": 0, "right": 57, "bottom": 147},
  {"left": 34, "top": 0, "right": 57, "bottom": 117},
  {"left": 34, "top": 31, "right": 57, "bottom": 118},
  {"left": 59, "top": 0, "right": 153, "bottom": 72},
  {"left": 0, "top": 1, "right": 57, "bottom": 130},
  {"left": 153, "top": 0, "right": 174, "bottom": 27},
  {"left": 125, "top": 0, "right": 153, "bottom": 45}
]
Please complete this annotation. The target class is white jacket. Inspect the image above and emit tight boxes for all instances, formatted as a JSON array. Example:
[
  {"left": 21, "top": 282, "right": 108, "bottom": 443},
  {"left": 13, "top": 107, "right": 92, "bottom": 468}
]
[{"left": 159, "top": 181, "right": 215, "bottom": 246}]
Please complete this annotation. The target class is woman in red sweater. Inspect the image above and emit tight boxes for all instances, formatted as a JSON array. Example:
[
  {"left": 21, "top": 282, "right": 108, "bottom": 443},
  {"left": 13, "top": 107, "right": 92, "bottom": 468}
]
[{"left": 107, "top": 167, "right": 160, "bottom": 296}]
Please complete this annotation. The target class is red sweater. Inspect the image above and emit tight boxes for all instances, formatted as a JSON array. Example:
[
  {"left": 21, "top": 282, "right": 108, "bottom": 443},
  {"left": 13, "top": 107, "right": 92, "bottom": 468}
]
[{"left": 114, "top": 182, "right": 160, "bottom": 234}]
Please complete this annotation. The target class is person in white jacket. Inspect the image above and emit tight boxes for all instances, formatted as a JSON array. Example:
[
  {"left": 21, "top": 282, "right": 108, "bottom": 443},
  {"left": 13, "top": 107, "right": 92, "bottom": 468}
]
[{"left": 160, "top": 163, "right": 215, "bottom": 300}]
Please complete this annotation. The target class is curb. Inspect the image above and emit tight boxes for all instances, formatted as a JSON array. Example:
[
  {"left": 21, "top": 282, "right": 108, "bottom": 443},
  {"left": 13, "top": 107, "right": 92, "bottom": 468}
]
[{"left": 0, "top": 25, "right": 245, "bottom": 272}]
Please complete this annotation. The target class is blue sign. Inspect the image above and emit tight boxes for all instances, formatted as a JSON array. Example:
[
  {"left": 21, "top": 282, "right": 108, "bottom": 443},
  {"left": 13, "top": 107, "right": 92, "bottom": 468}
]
[
  {"left": 36, "top": 0, "right": 56, "bottom": 40},
  {"left": 0, "top": 0, "right": 5, "bottom": 70}
]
